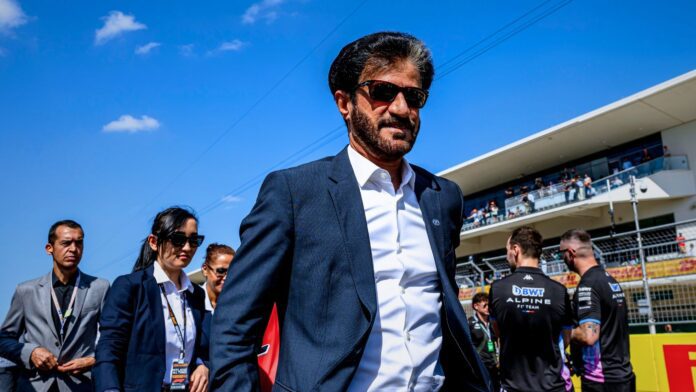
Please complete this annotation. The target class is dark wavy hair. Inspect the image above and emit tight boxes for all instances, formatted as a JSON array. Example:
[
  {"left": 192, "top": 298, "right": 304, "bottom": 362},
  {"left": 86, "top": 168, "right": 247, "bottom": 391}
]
[
  {"left": 328, "top": 32, "right": 434, "bottom": 96},
  {"left": 132, "top": 206, "right": 198, "bottom": 272}
]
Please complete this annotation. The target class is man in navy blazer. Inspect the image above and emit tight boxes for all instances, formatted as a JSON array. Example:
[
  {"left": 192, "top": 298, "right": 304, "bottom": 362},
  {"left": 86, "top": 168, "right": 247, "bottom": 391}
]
[{"left": 210, "top": 32, "right": 491, "bottom": 392}]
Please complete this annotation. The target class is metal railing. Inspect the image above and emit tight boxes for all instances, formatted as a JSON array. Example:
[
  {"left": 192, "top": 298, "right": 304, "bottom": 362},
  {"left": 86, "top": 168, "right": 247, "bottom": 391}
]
[
  {"left": 457, "top": 219, "right": 696, "bottom": 327},
  {"left": 462, "top": 155, "right": 689, "bottom": 232}
]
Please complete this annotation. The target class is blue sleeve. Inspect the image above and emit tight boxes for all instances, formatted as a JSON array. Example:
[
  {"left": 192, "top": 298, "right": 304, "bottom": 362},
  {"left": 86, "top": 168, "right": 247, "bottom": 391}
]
[
  {"left": 93, "top": 275, "right": 135, "bottom": 392},
  {"left": 209, "top": 171, "right": 294, "bottom": 391},
  {"left": 0, "top": 286, "right": 29, "bottom": 367}
]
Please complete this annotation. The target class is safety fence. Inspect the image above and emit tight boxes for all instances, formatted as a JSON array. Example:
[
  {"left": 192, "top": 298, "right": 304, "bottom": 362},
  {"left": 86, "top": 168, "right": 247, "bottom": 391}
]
[{"left": 457, "top": 219, "right": 696, "bottom": 327}]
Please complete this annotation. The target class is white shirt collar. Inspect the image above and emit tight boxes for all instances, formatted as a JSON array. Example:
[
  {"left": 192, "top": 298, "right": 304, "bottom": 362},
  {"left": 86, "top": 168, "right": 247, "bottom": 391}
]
[
  {"left": 202, "top": 282, "right": 215, "bottom": 312},
  {"left": 153, "top": 261, "right": 194, "bottom": 293},
  {"left": 347, "top": 145, "right": 415, "bottom": 190}
]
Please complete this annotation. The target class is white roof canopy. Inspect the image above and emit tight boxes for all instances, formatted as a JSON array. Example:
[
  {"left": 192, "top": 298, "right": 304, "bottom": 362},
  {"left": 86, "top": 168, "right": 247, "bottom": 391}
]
[{"left": 439, "top": 70, "right": 696, "bottom": 195}]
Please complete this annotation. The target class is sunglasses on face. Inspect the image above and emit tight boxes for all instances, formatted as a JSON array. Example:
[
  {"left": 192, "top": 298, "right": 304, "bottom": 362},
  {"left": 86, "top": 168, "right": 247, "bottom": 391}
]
[
  {"left": 356, "top": 80, "right": 429, "bottom": 109},
  {"left": 206, "top": 265, "right": 228, "bottom": 277},
  {"left": 167, "top": 232, "right": 205, "bottom": 248}
]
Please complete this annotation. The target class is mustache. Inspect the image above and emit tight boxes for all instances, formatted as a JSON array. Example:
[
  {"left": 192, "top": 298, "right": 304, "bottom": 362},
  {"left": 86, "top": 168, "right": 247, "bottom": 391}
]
[{"left": 378, "top": 116, "right": 415, "bottom": 133}]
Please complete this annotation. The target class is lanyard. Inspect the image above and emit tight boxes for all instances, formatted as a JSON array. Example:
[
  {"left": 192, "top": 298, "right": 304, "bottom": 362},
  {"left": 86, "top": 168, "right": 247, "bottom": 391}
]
[
  {"left": 50, "top": 273, "right": 80, "bottom": 341},
  {"left": 159, "top": 284, "right": 187, "bottom": 360},
  {"left": 474, "top": 314, "right": 492, "bottom": 341}
]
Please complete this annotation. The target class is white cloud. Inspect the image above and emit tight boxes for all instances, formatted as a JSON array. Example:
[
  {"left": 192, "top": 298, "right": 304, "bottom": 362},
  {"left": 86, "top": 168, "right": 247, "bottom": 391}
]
[
  {"left": 179, "top": 43, "right": 195, "bottom": 57},
  {"left": 221, "top": 195, "right": 244, "bottom": 204},
  {"left": 0, "top": 0, "right": 27, "bottom": 33},
  {"left": 242, "top": 0, "right": 284, "bottom": 25},
  {"left": 135, "top": 41, "right": 160, "bottom": 55},
  {"left": 208, "top": 39, "right": 246, "bottom": 55},
  {"left": 95, "top": 11, "right": 146, "bottom": 45},
  {"left": 102, "top": 115, "right": 160, "bottom": 133}
]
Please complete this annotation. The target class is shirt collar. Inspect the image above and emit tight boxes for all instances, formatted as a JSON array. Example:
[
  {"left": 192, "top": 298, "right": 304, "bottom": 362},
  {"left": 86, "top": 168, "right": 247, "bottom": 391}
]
[
  {"left": 514, "top": 266, "right": 544, "bottom": 274},
  {"left": 202, "top": 282, "right": 215, "bottom": 313},
  {"left": 347, "top": 145, "right": 415, "bottom": 190},
  {"left": 153, "top": 261, "right": 194, "bottom": 293},
  {"left": 51, "top": 269, "right": 79, "bottom": 288}
]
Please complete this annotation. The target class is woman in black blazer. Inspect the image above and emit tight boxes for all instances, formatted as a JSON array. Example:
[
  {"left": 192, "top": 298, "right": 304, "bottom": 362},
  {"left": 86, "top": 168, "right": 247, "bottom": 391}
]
[{"left": 94, "top": 207, "right": 209, "bottom": 392}]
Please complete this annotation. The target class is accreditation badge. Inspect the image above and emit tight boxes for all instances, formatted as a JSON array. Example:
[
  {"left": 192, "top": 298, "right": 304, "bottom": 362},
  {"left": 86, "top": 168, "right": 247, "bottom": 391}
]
[
  {"left": 486, "top": 340, "right": 495, "bottom": 353},
  {"left": 170, "top": 359, "right": 189, "bottom": 390}
]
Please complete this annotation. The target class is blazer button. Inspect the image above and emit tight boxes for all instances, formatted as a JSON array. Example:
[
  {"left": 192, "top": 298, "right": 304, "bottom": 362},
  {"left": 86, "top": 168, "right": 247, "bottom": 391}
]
[{"left": 55, "top": 342, "right": 60, "bottom": 347}]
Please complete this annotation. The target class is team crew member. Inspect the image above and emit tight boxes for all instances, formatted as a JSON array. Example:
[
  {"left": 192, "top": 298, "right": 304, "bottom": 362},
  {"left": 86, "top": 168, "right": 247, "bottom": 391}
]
[
  {"left": 490, "top": 226, "right": 574, "bottom": 392},
  {"left": 559, "top": 229, "right": 635, "bottom": 392},
  {"left": 469, "top": 293, "right": 499, "bottom": 391},
  {"left": 94, "top": 207, "right": 209, "bottom": 392},
  {"left": 0, "top": 220, "right": 109, "bottom": 392}
]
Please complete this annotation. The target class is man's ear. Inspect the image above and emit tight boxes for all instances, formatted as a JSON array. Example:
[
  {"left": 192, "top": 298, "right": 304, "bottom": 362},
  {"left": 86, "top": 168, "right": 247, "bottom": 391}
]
[
  {"left": 45, "top": 242, "right": 54, "bottom": 256},
  {"left": 334, "top": 90, "right": 352, "bottom": 121}
]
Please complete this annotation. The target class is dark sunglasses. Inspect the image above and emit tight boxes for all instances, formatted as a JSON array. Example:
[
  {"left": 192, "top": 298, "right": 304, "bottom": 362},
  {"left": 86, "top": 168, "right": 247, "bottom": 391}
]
[
  {"left": 167, "top": 232, "right": 205, "bottom": 248},
  {"left": 206, "top": 266, "right": 228, "bottom": 277},
  {"left": 356, "top": 80, "right": 429, "bottom": 109}
]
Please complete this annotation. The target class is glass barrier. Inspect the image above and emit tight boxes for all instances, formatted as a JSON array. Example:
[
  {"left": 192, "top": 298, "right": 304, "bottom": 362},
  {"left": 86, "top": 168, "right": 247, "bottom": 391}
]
[{"left": 461, "top": 155, "right": 689, "bottom": 232}]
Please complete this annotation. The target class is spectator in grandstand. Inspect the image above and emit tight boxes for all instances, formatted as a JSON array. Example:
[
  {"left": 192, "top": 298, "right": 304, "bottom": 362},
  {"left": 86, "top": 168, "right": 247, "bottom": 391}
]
[
  {"left": 0, "top": 220, "right": 109, "bottom": 392},
  {"left": 640, "top": 148, "right": 652, "bottom": 164},
  {"left": 489, "top": 226, "right": 574, "bottom": 392},
  {"left": 564, "top": 179, "right": 573, "bottom": 203},
  {"left": 676, "top": 232, "right": 687, "bottom": 254},
  {"left": 689, "top": 243, "right": 696, "bottom": 257},
  {"left": 559, "top": 229, "right": 636, "bottom": 392},
  {"left": 505, "top": 187, "right": 514, "bottom": 198},
  {"left": 94, "top": 207, "right": 209, "bottom": 392},
  {"left": 200, "top": 244, "right": 280, "bottom": 392},
  {"left": 611, "top": 176, "right": 624, "bottom": 188},
  {"left": 469, "top": 293, "right": 499, "bottom": 391},
  {"left": 663, "top": 324, "right": 673, "bottom": 333},
  {"left": 533, "top": 177, "right": 544, "bottom": 191},
  {"left": 209, "top": 32, "right": 491, "bottom": 391},
  {"left": 489, "top": 200, "right": 500, "bottom": 223},
  {"left": 583, "top": 174, "right": 594, "bottom": 197}
]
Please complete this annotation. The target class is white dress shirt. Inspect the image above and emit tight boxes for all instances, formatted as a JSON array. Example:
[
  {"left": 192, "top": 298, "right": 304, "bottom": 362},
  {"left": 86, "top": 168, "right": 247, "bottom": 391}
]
[
  {"left": 346, "top": 146, "right": 444, "bottom": 392},
  {"left": 153, "top": 262, "right": 198, "bottom": 385},
  {"left": 203, "top": 282, "right": 215, "bottom": 313}
]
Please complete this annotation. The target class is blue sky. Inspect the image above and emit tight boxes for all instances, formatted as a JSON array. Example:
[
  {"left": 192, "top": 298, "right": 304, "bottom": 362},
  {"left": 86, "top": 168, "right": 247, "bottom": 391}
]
[{"left": 1, "top": 0, "right": 695, "bottom": 316}]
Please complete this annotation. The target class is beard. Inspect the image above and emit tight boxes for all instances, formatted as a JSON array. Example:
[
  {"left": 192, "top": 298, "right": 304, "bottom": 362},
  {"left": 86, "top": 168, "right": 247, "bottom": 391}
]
[{"left": 349, "top": 105, "right": 419, "bottom": 161}]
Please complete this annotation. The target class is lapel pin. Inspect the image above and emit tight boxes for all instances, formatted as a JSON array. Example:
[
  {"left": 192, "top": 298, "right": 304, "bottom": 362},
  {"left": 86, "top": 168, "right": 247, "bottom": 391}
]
[{"left": 432, "top": 219, "right": 440, "bottom": 226}]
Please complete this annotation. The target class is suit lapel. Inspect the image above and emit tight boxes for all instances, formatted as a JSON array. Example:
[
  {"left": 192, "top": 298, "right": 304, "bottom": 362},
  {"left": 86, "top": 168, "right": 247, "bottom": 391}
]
[
  {"left": 327, "top": 149, "right": 377, "bottom": 319},
  {"left": 413, "top": 171, "right": 448, "bottom": 277},
  {"left": 63, "top": 271, "right": 87, "bottom": 341},
  {"left": 144, "top": 266, "right": 166, "bottom": 354},
  {"left": 38, "top": 272, "right": 59, "bottom": 341}
]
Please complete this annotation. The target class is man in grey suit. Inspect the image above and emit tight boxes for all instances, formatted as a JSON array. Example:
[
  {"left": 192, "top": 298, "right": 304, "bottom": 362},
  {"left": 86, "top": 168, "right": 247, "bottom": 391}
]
[{"left": 0, "top": 220, "right": 109, "bottom": 391}]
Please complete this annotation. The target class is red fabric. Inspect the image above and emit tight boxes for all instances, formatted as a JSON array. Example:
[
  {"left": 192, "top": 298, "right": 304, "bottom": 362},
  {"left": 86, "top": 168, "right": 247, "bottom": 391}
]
[{"left": 258, "top": 304, "right": 280, "bottom": 392}]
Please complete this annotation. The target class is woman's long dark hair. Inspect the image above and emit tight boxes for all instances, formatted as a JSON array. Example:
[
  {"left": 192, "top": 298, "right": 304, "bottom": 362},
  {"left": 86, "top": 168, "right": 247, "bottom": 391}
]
[{"left": 132, "top": 206, "right": 198, "bottom": 272}]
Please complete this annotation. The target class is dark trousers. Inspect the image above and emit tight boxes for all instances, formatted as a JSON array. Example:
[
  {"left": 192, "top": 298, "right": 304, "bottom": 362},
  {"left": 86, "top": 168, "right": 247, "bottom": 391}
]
[
  {"left": 486, "top": 366, "right": 500, "bottom": 392},
  {"left": 582, "top": 375, "right": 636, "bottom": 392}
]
